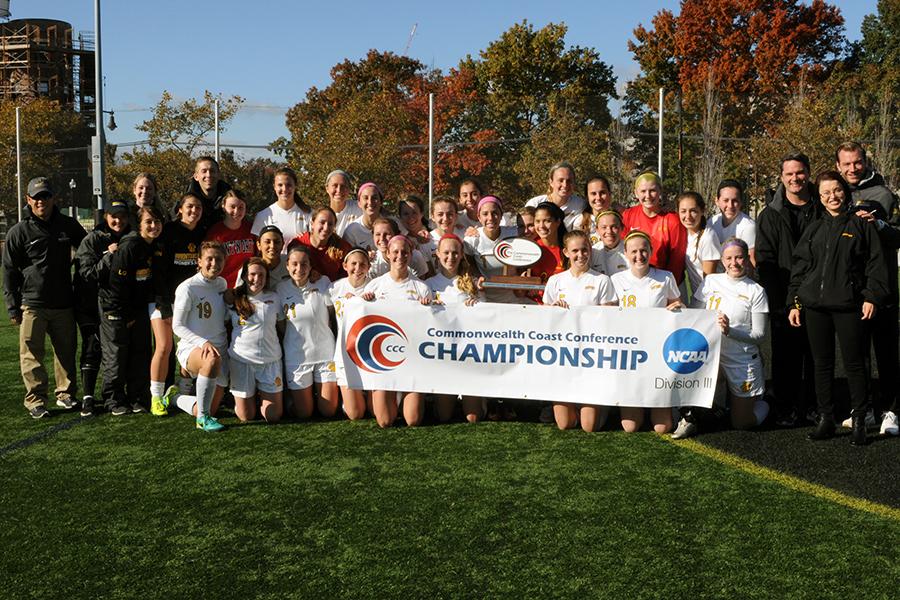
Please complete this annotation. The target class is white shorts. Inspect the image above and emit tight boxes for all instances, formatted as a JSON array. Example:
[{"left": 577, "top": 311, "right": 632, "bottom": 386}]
[
  {"left": 176, "top": 343, "right": 229, "bottom": 388},
  {"left": 230, "top": 358, "right": 283, "bottom": 397},
  {"left": 148, "top": 302, "right": 173, "bottom": 320},
  {"left": 720, "top": 351, "right": 764, "bottom": 399},
  {"left": 286, "top": 360, "right": 337, "bottom": 390}
]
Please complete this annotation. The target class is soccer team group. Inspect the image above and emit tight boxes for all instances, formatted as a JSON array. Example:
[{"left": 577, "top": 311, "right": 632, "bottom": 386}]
[{"left": 4, "top": 140, "right": 898, "bottom": 445}]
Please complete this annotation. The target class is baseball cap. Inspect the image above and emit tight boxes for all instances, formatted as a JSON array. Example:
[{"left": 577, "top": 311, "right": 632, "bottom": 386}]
[
  {"left": 27, "top": 177, "right": 53, "bottom": 197},
  {"left": 106, "top": 200, "right": 129, "bottom": 215}
]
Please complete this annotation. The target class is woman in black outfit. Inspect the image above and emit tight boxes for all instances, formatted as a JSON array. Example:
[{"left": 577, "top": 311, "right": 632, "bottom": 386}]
[
  {"left": 100, "top": 205, "right": 164, "bottom": 414},
  {"left": 787, "top": 171, "right": 889, "bottom": 445}
]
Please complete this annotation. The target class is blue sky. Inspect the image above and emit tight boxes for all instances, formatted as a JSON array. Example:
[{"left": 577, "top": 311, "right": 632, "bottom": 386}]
[{"left": 12, "top": 0, "right": 879, "bottom": 159}]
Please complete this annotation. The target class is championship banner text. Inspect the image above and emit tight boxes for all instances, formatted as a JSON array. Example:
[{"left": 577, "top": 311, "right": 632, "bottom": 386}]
[{"left": 340, "top": 301, "right": 721, "bottom": 408}]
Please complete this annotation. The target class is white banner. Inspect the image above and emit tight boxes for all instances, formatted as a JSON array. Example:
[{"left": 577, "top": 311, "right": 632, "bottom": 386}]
[{"left": 339, "top": 301, "right": 721, "bottom": 408}]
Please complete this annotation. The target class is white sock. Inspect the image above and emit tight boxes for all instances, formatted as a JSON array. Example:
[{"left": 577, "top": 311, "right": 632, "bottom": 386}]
[
  {"left": 176, "top": 395, "right": 197, "bottom": 416},
  {"left": 196, "top": 375, "right": 214, "bottom": 419},
  {"left": 150, "top": 381, "right": 165, "bottom": 398},
  {"left": 753, "top": 399, "right": 770, "bottom": 426}
]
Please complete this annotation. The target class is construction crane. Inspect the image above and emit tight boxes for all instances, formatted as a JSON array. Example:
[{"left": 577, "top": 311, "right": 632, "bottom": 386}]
[{"left": 404, "top": 23, "right": 417, "bottom": 55}]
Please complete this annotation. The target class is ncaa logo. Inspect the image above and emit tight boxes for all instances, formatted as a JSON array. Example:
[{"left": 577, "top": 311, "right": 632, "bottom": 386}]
[
  {"left": 662, "top": 328, "right": 709, "bottom": 374},
  {"left": 346, "top": 315, "right": 408, "bottom": 373}
]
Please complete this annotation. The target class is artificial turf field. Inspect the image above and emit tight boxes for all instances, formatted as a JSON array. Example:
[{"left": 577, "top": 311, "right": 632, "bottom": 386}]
[{"left": 1, "top": 319, "right": 899, "bottom": 599}]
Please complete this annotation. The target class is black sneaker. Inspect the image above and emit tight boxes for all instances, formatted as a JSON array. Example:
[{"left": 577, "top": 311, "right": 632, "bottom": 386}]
[
  {"left": 80, "top": 396, "right": 95, "bottom": 417},
  {"left": 29, "top": 405, "right": 50, "bottom": 419},
  {"left": 131, "top": 402, "right": 147, "bottom": 414},
  {"left": 56, "top": 394, "right": 77, "bottom": 410},
  {"left": 109, "top": 404, "right": 129, "bottom": 416}
]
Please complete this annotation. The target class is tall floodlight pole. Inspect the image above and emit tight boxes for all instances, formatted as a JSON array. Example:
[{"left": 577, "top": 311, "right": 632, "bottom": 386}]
[
  {"left": 92, "top": 0, "right": 106, "bottom": 220},
  {"left": 214, "top": 99, "right": 220, "bottom": 161},
  {"left": 658, "top": 88, "right": 664, "bottom": 179},
  {"left": 428, "top": 93, "right": 434, "bottom": 214},
  {"left": 16, "top": 106, "right": 22, "bottom": 222}
]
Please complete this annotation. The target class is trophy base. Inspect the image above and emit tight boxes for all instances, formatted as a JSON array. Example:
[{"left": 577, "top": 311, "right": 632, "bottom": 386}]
[{"left": 482, "top": 276, "right": 544, "bottom": 291}]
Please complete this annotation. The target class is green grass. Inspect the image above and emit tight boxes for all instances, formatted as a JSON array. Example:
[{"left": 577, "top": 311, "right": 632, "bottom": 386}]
[{"left": 1, "top": 319, "right": 899, "bottom": 598}]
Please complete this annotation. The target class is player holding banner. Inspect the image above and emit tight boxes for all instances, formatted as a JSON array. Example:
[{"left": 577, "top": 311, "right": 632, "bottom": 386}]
[
  {"left": 542, "top": 230, "right": 617, "bottom": 432},
  {"left": 678, "top": 238, "right": 770, "bottom": 439},
  {"left": 362, "top": 235, "right": 433, "bottom": 427},
  {"left": 610, "top": 230, "right": 682, "bottom": 433}
]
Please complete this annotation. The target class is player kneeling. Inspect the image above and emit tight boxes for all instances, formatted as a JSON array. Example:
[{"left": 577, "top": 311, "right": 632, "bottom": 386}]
[
  {"left": 168, "top": 241, "right": 229, "bottom": 432},
  {"left": 675, "top": 238, "right": 769, "bottom": 439}
]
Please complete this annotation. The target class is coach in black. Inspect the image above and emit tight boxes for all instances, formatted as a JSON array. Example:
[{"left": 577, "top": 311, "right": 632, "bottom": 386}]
[
  {"left": 756, "top": 153, "right": 821, "bottom": 426},
  {"left": 3, "top": 177, "right": 87, "bottom": 418}
]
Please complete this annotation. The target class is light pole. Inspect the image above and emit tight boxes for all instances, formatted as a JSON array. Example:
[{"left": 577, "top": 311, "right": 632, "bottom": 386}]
[{"left": 91, "top": 0, "right": 105, "bottom": 224}]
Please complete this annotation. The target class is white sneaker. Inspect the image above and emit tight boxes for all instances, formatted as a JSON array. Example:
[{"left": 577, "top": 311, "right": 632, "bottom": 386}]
[
  {"left": 840, "top": 409, "right": 876, "bottom": 429},
  {"left": 880, "top": 411, "right": 899, "bottom": 436},
  {"left": 671, "top": 418, "right": 698, "bottom": 440}
]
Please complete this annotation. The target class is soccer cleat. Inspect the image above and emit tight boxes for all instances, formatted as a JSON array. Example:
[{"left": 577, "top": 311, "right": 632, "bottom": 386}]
[
  {"left": 151, "top": 386, "right": 178, "bottom": 417},
  {"left": 840, "top": 409, "right": 876, "bottom": 430},
  {"left": 56, "top": 394, "right": 77, "bottom": 410},
  {"left": 29, "top": 405, "right": 50, "bottom": 419},
  {"left": 80, "top": 396, "right": 95, "bottom": 417},
  {"left": 880, "top": 411, "right": 899, "bottom": 436},
  {"left": 671, "top": 418, "right": 698, "bottom": 440},
  {"left": 196, "top": 415, "right": 225, "bottom": 433}
]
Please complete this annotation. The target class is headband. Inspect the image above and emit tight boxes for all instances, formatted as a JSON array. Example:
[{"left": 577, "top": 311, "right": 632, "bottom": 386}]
[
  {"left": 477, "top": 195, "right": 502, "bottom": 211},
  {"left": 325, "top": 169, "right": 351, "bottom": 186},
  {"left": 439, "top": 233, "right": 463, "bottom": 245},
  {"left": 388, "top": 234, "right": 412, "bottom": 249},
  {"left": 258, "top": 224, "right": 284, "bottom": 239},
  {"left": 624, "top": 230, "right": 652, "bottom": 245},
  {"left": 358, "top": 182, "right": 383, "bottom": 199},
  {"left": 721, "top": 238, "right": 748, "bottom": 252},
  {"left": 595, "top": 210, "right": 622, "bottom": 224},
  {"left": 343, "top": 247, "right": 370, "bottom": 262}
]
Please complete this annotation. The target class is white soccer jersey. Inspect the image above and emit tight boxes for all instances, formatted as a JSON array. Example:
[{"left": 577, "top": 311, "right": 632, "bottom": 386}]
[
  {"left": 368, "top": 249, "right": 428, "bottom": 279},
  {"left": 335, "top": 202, "right": 363, "bottom": 237},
  {"left": 329, "top": 277, "right": 369, "bottom": 320},
  {"left": 172, "top": 272, "right": 228, "bottom": 351},
  {"left": 228, "top": 290, "right": 284, "bottom": 365},
  {"left": 251, "top": 203, "right": 311, "bottom": 250},
  {"left": 277, "top": 276, "right": 335, "bottom": 369},
  {"left": 684, "top": 228, "right": 722, "bottom": 295},
  {"left": 695, "top": 273, "right": 769, "bottom": 357},
  {"left": 710, "top": 212, "right": 757, "bottom": 249},
  {"left": 591, "top": 241, "right": 629, "bottom": 276},
  {"left": 364, "top": 273, "right": 433, "bottom": 302},
  {"left": 341, "top": 221, "right": 376, "bottom": 251},
  {"left": 525, "top": 194, "right": 587, "bottom": 231},
  {"left": 542, "top": 269, "right": 616, "bottom": 307},
  {"left": 610, "top": 267, "right": 680, "bottom": 308},
  {"left": 426, "top": 273, "right": 480, "bottom": 304}
]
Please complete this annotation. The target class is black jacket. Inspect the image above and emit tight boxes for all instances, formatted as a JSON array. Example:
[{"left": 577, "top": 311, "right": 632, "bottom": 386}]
[
  {"left": 787, "top": 211, "right": 889, "bottom": 312},
  {"left": 756, "top": 184, "right": 821, "bottom": 313},
  {"left": 103, "top": 231, "right": 160, "bottom": 321},
  {"left": 850, "top": 173, "right": 900, "bottom": 306},
  {"left": 74, "top": 222, "right": 130, "bottom": 321},
  {"left": 3, "top": 206, "right": 86, "bottom": 319},
  {"left": 155, "top": 220, "right": 206, "bottom": 308},
  {"left": 850, "top": 171, "right": 898, "bottom": 218},
  {"left": 184, "top": 178, "right": 230, "bottom": 228}
]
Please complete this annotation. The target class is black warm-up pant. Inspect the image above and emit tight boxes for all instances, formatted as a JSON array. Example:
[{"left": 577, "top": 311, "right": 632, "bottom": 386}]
[
  {"left": 805, "top": 308, "right": 870, "bottom": 419},
  {"left": 100, "top": 310, "right": 151, "bottom": 409},
  {"left": 867, "top": 304, "right": 899, "bottom": 415},
  {"left": 770, "top": 311, "right": 816, "bottom": 417}
]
